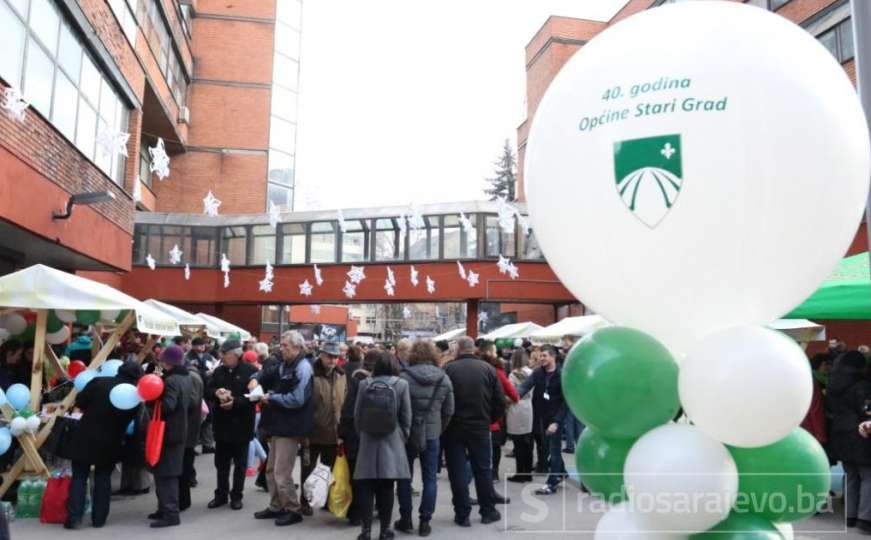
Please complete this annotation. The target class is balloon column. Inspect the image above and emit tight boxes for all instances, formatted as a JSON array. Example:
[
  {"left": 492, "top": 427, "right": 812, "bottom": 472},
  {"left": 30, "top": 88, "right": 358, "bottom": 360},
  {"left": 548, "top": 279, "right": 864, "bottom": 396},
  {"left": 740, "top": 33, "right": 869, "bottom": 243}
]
[{"left": 525, "top": 2, "right": 868, "bottom": 537}]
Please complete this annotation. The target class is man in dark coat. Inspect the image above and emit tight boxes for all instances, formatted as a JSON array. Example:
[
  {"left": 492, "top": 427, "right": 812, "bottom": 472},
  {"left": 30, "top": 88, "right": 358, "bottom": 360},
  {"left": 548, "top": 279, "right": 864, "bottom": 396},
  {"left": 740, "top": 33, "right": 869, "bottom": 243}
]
[
  {"left": 187, "top": 336, "right": 217, "bottom": 453},
  {"left": 65, "top": 361, "right": 143, "bottom": 529},
  {"left": 149, "top": 345, "right": 195, "bottom": 528},
  {"left": 206, "top": 339, "right": 258, "bottom": 510},
  {"left": 442, "top": 337, "right": 505, "bottom": 527}
]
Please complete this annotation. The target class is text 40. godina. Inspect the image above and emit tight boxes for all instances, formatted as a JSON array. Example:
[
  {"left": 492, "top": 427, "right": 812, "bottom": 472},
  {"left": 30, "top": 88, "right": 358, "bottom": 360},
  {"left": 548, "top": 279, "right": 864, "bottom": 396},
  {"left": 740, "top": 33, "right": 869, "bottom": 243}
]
[{"left": 578, "top": 97, "right": 728, "bottom": 133}]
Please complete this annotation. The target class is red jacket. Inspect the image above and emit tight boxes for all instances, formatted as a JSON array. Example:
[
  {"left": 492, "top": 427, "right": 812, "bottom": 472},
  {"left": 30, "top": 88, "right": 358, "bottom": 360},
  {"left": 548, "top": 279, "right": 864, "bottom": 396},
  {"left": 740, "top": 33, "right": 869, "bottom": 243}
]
[
  {"left": 800, "top": 378, "right": 827, "bottom": 444},
  {"left": 491, "top": 367, "right": 519, "bottom": 432}
]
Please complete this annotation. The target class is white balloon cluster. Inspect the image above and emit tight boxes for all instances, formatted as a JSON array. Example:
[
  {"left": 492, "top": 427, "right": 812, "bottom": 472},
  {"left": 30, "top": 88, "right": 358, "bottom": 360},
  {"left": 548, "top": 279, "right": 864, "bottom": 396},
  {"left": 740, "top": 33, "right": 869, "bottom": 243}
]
[{"left": 9, "top": 415, "right": 39, "bottom": 436}]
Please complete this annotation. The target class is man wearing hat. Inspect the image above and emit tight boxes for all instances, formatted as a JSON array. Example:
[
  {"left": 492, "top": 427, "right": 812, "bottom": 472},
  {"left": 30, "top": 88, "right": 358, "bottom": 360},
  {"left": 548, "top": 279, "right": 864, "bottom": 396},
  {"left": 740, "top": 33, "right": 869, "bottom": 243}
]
[
  {"left": 206, "top": 339, "right": 258, "bottom": 510},
  {"left": 300, "top": 341, "right": 346, "bottom": 503}
]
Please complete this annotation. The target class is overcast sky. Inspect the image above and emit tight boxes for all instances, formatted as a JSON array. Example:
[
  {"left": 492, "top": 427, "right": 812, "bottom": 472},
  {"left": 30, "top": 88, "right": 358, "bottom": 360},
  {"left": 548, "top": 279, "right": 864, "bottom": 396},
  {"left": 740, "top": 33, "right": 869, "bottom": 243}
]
[{"left": 294, "top": 0, "right": 629, "bottom": 211}]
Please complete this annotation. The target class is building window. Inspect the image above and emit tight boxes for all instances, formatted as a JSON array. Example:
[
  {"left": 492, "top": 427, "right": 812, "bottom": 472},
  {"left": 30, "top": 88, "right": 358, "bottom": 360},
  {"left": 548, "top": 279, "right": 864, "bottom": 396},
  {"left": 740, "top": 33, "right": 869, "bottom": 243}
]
[
  {"left": 373, "top": 218, "right": 402, "bottom": 261},
  {"left": 816, "top": 17, "right": 854, "bottom": 63},
  {"left": 222, "top": 227, "right": 247, "bottom": 266},
  {"left": 179, "top": 4, "right": 192, "bottom": 38},
  {"left": 310, "top": 222, "right": 336, "bottom": 263},
  {"left": 485, "top": 215, "right": 515, "bottom": 257},
  {"left": 136, "top": 0, "right": 188, "bottom": 107},
  {"left": 0, "top": 0, "right": 129, "bottom": 185},
  {"left": 250, "top": 225, "right": 277, "bottom": 265},
  {"left": 268, "top": 183, "right": 293, "bottom": 210},
  {"left": 769, "top": 0, "right": 789, "bottom": 10},
  {"left": 279, "top": 223, "right": 306, "bottom": 264},
  {"left": 518, "top": 228, "right": 543, "bottom": 260},
  {"left": 408, "top": 216, "right": 440, "bottom": 260},
  {"left": 341, "top": 220, "right": 368, "bottom": 262},
  {"left": 443, "top": 214, "right": 477, "bottom": 259},
  {"left": 107, "top": 0, "right": 137, "bottom": 46}
]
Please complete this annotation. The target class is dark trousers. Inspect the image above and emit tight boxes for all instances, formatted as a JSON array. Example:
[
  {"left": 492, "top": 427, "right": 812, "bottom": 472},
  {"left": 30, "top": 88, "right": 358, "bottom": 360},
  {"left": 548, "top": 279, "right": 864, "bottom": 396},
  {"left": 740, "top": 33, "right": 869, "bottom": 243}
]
[
  {"left": 563, "top": 413, "right": 583, "bottom": 450},
  {"left": 300, "top": 443, "right": 338, "bottom": 487},
  {"left": 397, "top": 438, "right": 440, "bottom": 522},
  {"left": 444, "top": 430, "right": 495, "bottom": 520},
  {"left": 532, "top": 418, "right": 549, "bottom": 472},
  {"left": 215, "top": 440, "right": 248, "bottom": 502},
  {"left": 546, "top": 425, "right": 567, "bottom": 488},
  {"left": 358, "top": 479, "right": 395, "bottom": 532},
  {"left": 154, "top": 475, "right": 180, "bottom": 521},
  {"left": 67, "top": 461, "right": 112, "bottom": 526},
  {"left": 179, "top": 447, "right": 196, "bottom": 511},
  {"left": 511, "top": 434, "right": 534, "bottom": 478},
  {"left": 491, "top": 429, "right": 505, "bottom": 478},
  {"left": 347, "top": 454, "right": 363, "bottom": 523}
]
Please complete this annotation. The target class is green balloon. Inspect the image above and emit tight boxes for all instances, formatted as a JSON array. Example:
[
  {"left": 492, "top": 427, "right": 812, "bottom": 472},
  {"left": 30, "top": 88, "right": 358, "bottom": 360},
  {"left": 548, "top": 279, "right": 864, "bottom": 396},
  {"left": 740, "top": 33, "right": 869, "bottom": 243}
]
[
  {"left": 18, "top": 409, "right": 33, "bottom": 418},
  {"left": 575, "top": 428, "right": 634, "bottom": 502},
  {"left": 18, "top": 324, "right": 35, "bottom": 343},
  {"left": 690, "top": 512, "right": 782, "bottom": 539},
  {"left": 76, "top": 310, "right": 101, "bottom": 325},
  {"left": 729, "top": 428, "right": 830, "bottom": 523},
  {"left": 46, "top": 311, "right": 64, "bottom": 333},
  {"left": 562, "top": 326, "right": 679, "bottom": 439}
]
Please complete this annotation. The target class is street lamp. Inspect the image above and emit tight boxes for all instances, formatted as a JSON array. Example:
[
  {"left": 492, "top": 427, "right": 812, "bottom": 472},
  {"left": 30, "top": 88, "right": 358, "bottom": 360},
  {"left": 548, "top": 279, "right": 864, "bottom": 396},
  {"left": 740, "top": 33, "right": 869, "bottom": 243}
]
[{"left": 52, "top": 191, "right": 117, "bottom": 220}]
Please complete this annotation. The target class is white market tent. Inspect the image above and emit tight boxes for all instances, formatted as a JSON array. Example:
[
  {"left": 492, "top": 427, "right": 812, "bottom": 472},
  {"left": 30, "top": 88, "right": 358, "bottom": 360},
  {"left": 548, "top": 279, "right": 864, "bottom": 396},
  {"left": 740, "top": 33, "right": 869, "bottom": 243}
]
[
  {"left": 431, "top": 328, "right": 466, "bottom": 342},
  {"left": 481, "top": 322, "right": 543, "bottom": 341},
  {"left": 145, "top": 299, "right": 221, "bottom": 339},
  {"left": 767, "top": 318, "right": 826, "bottom": 342},
  {"left": 529, "top": 315, "right": 611, "bottom": 344},
  {"left": 196, "top": 312, "right": 253, "bottom": 341}
]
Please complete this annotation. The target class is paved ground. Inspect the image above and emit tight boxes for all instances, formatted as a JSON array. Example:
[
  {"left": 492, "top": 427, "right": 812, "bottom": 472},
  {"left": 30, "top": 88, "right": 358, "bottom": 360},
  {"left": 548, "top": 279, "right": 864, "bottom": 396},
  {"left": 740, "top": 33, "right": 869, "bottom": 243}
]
[{"left": 10, "top": 450, "right": 863, "bottom": 539}]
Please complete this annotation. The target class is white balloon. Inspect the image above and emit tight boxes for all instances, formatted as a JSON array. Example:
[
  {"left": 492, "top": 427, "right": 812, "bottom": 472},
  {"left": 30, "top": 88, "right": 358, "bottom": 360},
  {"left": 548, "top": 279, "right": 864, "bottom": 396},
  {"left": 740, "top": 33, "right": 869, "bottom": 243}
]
[
  {"left": 45, "top": 325, "right": 71, "bottom": 345},
  {"left": 680, "top": 326, "right": 812, "bottom": 447},
  {"left": 524, "top": 1, "right": 870, "bottom": 356},
  {"left": 623, "top": 424, "right": 737, "bottom": 533},
  {"left": 9, "top": 417, "right": 26, "bottom": 437},
  {"left": 24, "top": 415, "right": 40, "bottom": 434},
  {"left": 774, "top": 522, "right": 793, "bottom": 540},
  {"left": 595, "top": 503, "right": 687, "bottom": 540},
  {"left": 55, "top": 310, "right": 77, "bottom": 324},
  {"left": 100, "top": 309, "right": 121, "bottom": 322},
  {"left": 1, "top": 314, "right": 27, "bottom": 336}
]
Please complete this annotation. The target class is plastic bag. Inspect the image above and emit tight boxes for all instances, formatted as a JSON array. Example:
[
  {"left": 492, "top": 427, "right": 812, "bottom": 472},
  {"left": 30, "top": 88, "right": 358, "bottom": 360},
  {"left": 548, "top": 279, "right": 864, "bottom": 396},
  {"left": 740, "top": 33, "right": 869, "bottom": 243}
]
[
  {"left": 303, "top": 461, "right": 333, "bottom": 509},
  {"left": 39, "top": 473, "right": 71, "bottom": 524},
  {"left": 328, "top": 449, "right": 352, "bottom": 518},
  {"left": 145, "top": 401, "right": 165, "bottom": 467}
]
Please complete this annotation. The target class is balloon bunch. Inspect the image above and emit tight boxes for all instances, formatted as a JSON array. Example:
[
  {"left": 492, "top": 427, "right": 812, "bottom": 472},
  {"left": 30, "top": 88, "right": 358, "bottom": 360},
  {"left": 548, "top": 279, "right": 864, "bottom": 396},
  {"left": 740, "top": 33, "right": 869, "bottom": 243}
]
[
  {"left": 111, "top": 373, "right": 164, "bottom": 410},
  {"left": 0, "top": 383, "right": 40, "bottom": 456},
  {"left": 0, "top": 309, "right": 129, "bottom": 346}
]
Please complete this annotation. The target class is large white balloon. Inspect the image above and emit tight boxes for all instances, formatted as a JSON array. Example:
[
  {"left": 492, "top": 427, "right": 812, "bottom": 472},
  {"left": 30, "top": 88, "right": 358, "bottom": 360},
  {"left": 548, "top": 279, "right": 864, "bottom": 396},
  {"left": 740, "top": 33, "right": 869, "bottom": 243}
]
[
  {"left": 45, "top": 325, "right": 71, "bottom": 345},
  {"left": 9, "top": 417, "right": 26, "bottom": 437},
  {"left": 54, "top": 310, "right": 77, "bottom": 324},
  {"left": 24, "top": 415, "right": 40, "bottom": 434},
  {"left": 524, "top": 1, "right": 870, "bottom": 355},
  {"left": 680, "top": 326, "right": 812, "bottom": 447},
  {"left": 0, "top": 314, "right": 27, "bottom": 336},
  {"left": 623, "top": 424, "right": 737, "bottom": 533},
  {"left": 594, "top": 503, "right": 686, "bottom": 540}
]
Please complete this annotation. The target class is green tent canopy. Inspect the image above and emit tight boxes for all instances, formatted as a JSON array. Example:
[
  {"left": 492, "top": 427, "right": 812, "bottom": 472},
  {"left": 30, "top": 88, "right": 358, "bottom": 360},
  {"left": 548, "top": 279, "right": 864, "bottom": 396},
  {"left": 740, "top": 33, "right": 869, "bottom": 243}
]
[{"left": 786, "top": 252, "right": 871, "bottom": 320}]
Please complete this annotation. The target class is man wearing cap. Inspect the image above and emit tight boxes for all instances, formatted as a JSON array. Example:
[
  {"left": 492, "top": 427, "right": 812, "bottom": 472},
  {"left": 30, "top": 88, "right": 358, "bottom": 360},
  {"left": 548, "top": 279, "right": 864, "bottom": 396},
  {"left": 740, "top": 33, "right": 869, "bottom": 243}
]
[
  {"left": 251, "top": 330, "right": 314, "bottom": 527},
  {"left": 206, "top": 339, "right": 258, "bottom": 510},
  {"left": 301, "top": 341, "right": 346, "bottom": 497}
]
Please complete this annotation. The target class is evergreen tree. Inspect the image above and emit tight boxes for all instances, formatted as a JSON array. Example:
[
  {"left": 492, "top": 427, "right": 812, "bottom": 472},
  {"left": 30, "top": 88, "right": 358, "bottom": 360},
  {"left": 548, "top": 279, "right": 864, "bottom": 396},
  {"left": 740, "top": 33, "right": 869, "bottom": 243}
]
[{"left": 484, "top": 139, "right": 517, "bottom": 201}]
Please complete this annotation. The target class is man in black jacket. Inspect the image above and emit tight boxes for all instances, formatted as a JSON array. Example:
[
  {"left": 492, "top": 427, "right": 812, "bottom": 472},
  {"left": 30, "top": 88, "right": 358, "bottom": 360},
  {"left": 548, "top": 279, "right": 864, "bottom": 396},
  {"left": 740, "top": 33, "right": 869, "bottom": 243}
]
[
  {"left": 443, "top": 337, "right": 505, "bottom": 527},
  {"left": 518, "top": 345, "right": 566, "bottom": 495},
  {"left": 207, "top": 339, "right": 258, "bottom": 510},
  {"left": 187, "top": 337, "right": 217, "bottom": 454}
]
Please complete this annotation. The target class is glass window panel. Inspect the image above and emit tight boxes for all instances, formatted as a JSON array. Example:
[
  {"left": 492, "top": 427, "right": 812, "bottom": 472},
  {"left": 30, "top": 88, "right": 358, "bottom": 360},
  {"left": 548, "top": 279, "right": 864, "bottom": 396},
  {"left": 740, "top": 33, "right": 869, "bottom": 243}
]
[
  {"left": 408, "top": 217, "right": 439, "bottom": 260},
  {"left": 9, "top": 0, "right": 27, "bottom": 18},
  {"left": 160, "top": 226, "right": 188, "bottom": 265},
  {"left": 147, "top": 225, "right": 161, "bottom": 260},
  {"left": 132, "top": 224, "right": 146, "bottom": 264},
  {"left": 840, "top": 19, "right": 854, "bottom": 62},
  {"left": 223, "top": 227, "right": 247, "bottom": 265},
  {"left": 310, "top": 222, "right": 336, "bottom": 263},
  {"left": 519, "top": 229, "right": 543, "bottom": 260},
  {"left": 0, "top": 2, "right": 26, "bottom": 88},
  {"left": 268, "top": 183, "right": 293, "bottom": 210},
  {"left": 275, "top": 22, "right": 300, "bottom": 59},
  {"left": 280, "top": 223, "right": 306, "bottom": 264},
  {"left": 57, "top": 22, "right": 81, "bottom": 84},
  {"left": 485, "top": 216, "right": 500, "bottom": 257},
  {"left": 29, "top": 0, "right": 59, "bottom": 55},
  {"left": 95, "top": 120, "right": 113, "bottom": 175},
  {"left": 98, "top": 79, "right": 116, "bottom": 122},
  {"left": 273, "top": 52, "right": 299, "bottom": 90},
  {"left": 502, "top": 227, "right": 516, "bottom": 258},
  {"left": 251, "top": 225, "right": 277, "bottom": 265},
  {"left": 342, "top": 220, "right": 367, "bottom": 262},
  {"left": 276, "top": 0, "right": 302, "bottom": 28},
  {"left": 23, "top": 39, "right": 54, "bottom": 115},
  {"left": 75, "top": 98, "right": 97, "bottom": 159},
  {"left": 51, "top": 70, "right": 77, "bottom": 139},
  {"left": 769, "top": 0, "right": 788, "bottom": 9},
  {"left": 268, "top": 150, "right": 295, "bottom": 187},
  {"left": 818, "top": 29, "right": 838, "bottom": 59},
  {"left": 270, "top": 115, "right": 296, "bottom": 154},
  {"left": 443, "top": 215, "right": 461, "bottom": 259},
  {"left": 191, "top": 227, "right": 216, "bottom": 267},
  {"left": 80, "top": 54, "right": 100, "bottom": 106},
  {"left": 271, "top": 85, "right": 298, "bottom": 122},
  {"left": 374, "top": 218, "right": 401, "bottom": 261}
]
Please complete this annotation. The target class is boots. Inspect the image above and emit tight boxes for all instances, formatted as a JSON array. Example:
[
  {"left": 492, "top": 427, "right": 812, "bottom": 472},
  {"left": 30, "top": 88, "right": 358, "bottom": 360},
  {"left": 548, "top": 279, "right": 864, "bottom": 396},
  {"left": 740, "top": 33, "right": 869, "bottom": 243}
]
[
  {"left": 379, "top": 517, "right": 395, "bottom": 540},
  {"left": 358, "top": 519, "right": 372, "bottom": 540}
]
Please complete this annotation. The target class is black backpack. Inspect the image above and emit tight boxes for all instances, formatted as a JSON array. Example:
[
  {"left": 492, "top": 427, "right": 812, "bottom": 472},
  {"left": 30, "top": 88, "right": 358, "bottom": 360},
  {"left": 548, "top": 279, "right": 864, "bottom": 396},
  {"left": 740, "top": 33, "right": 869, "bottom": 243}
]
[
  {"left": 408, "top": 376, "right": 443, "bottom": 454},
  {"left": 358, "top": 377, "right": 399, "bottom": 436}
]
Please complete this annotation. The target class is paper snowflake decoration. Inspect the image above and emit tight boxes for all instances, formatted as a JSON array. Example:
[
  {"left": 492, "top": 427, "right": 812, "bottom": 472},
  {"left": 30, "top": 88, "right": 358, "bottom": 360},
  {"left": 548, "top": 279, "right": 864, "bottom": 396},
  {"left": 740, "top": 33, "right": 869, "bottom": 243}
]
[
  {"left": 268, "top": 201, "right": 281, "bottom": 229},
  {"left": 386, "top": 266, "right": 396, "bottom": 286},
  {"left": 223, "top": 273, "right": 230, "bottom": 288},
  {"left": 507, "top": 262, "right": 520, "bottom": 280},
  {"left": 403, "top": 306, "right": 412, "bottom": 319},
  {"left": 146, "top": 253, "right": 156, "bottom": 270},
  {"left": 456, "top": 261, "right": 467, "bottom": 280},
  {"left": 426, "top": 276, "right": 436, "bottom": 294},
  {"left": 409, "top": 265, "right": 419, "bottom": 287},
  {"left": 310, "top": 305, "right": 321, "bottom": 315},
  {"left": 220, "top": 253, "right": 231, "bottom": 274},
  {"left": 384, "top": 279, "right": 395, "bottom": 297},
  {"left": 264, "top": 261, "right": 274, "bottom": 280},
  {"left": 496, "top": 198, "right": 517, "bottom": 233},
  {"left": 478, "top": 311, "right": 489, "bottom": 324},
  {"left": 342, "top": 280, "right": 357, "bottom": 299},
  {"left": 169, "top": 244, "right": 183, "bottom": 265},
  {"left": 347, "top": 265, "right": 366, "bottom": 284},
  {"left": 299, "top": 279, "right": 314, "bottom": 297},
  {"left": 96, "top": 127, "right": 130, "bottom": 158},
  {"left": 132, "top": 175, "right": 142, "bottom": 202},
  {"left": 148, "top": 138, "right": 170, "bottom": 180},
  {"left": 466, "top": 270, "right": 480, "bottom": 287},
  {"left": 313, "top": 264, "right": 324, "bottom": 286},
  {"left": 497, "top": 254, "right": 512, "bottom": 275},
  {"left": 184, "top": 264, "right": 191, "bottom": 281},
  {"left": 203, "top": 191, "right": 222, "bottom": 216},
  {"left": 259, "top": 277, "right": 274, "bottom": 293},
  {"left": 407, "top": 204, "right": 425, "bottom": 230},
  {"left": 458, "top": 212, "right": 474, "bottom": 235},
  {"left": 337, "top": 209, "right": 348, "bottom": 233},
  {"left": 2, "top": 87, "right": 28, "bottom": 122}
]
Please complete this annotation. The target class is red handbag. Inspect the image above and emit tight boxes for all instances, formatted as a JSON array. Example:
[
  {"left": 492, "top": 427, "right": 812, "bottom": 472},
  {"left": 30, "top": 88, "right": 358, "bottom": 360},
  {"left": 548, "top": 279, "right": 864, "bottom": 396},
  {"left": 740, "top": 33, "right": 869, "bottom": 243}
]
[
  {"left": 39, "top": 475, "right": 71, "bottom": 524},
  {"left": 145, "top": 401, "right": 165, "bottom": 467}
]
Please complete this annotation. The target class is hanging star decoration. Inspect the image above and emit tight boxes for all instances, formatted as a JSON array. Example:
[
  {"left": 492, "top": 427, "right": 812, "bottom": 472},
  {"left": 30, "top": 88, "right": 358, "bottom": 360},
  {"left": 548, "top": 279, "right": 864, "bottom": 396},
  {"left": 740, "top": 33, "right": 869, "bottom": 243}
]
[
  {"left": 184, "top": 263, "right": 191, "bottom": 281},
  {"left": 132, "top": 175, "right": 142, "bottom": 203},
  {"left": 466, "top": 270, "right": 480, "bottom": 287},
  {"left": 342, "top": 280, "right": 357, "bottom": 299},
  {"left": 386, "top": 266, "right": 396, "bottom": 287},
  {"left": 220, "top": 253, "right": 231, "bottom": 288},
  {"left": 310, "top": 305, "right": 321, "bottom": 315},
  {"left": 409, "top": 265, "right": 419, "bottom": 287},
  {"left": 169, "top": 244, "right": 183, "bottom": 265},
  {"left": 384, "top": 279, "right": 395, "bottom": 297},
  {"left": 299, "top": 279, "right": 314, "bottom": 297},
  {"left": 224, "top": 273, "right": 230, "bottom": 288},
  {"left": 203, "top": 191, "right": 222, "bottom": 216},
  {"left": 259, "top": 261, "right": 275, "bottom": 293},
  {"left": 458, "top": 212, "right": 474, "bottom": 235},
  {"left": 426, "top": 276, "right": 436, "bottom": 294},
  {"left": 146, "top": 253, "right": 156, "bottom": 270},
  {"left": 268, "top": 201, "right": 281, "bottom": 229},
  {"left": 96, "top": 127, "right": 130, "bottom": 158},
  {"left": 408, "top": 204, "right": 425, "bottom": 231},
  {"left": 403, "top": 306, "right": 412, "bottom": 320},
  {"left": 498, "top": 254, "right": 521, "bottom": 280},
  {"left": 2, "top": 87, "right": 28, "bottom": 122},
  {"left": 507, "top": 262, "right": 520, "bottom": 280},
  {"left": 148, "top": 138, "right": 170, "bottom": 180},
  {"left": 337, "top": 209, "right": 348, "bottom": 233},
  {"left": 313, "top": 264, "right": 324, "bottom": 286},
  {"left": 347, "top": 265, "right": 366, "bottom": 284},
  {"left": 456, "top": 261, "right": 467, "bottom": 280},
  {"left": 496, "top": 198, "right": 517, "bottom": 233}
]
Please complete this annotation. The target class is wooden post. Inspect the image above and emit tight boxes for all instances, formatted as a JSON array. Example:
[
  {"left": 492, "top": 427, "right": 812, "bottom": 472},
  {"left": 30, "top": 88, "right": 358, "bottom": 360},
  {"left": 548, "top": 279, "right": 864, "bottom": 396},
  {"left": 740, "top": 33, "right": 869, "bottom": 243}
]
[
  {"left": 136, "top": 335, "right": 157, "bottom": 364},
  {"left": 29, "top": 310, "right": 48, "bottom": 413},
  {"left": 44, "top": 343, "right": 68, "bottom": 381}
]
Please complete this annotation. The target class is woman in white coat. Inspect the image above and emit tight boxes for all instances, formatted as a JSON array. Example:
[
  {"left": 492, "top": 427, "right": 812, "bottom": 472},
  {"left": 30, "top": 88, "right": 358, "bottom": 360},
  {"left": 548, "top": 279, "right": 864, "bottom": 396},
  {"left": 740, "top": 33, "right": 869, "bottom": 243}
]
[{"left": 506, "top": 349, "right": 534, "bottom": 483}]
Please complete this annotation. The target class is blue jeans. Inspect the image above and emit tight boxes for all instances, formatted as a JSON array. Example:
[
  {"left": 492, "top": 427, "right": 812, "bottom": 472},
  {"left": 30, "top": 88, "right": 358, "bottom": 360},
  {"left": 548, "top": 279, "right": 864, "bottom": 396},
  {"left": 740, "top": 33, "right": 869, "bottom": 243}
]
[
  {"left": 443, "top": 430, "right": 495, "bottom": 519},
  {"left": 547, "top": 425, "right": 566, "bottom": 488},
  {"left": 563, "top": 414, "right": 584, "bottom": 450},
  {"left": 397, "top": 439, "right": 440, "bottom": 522}
]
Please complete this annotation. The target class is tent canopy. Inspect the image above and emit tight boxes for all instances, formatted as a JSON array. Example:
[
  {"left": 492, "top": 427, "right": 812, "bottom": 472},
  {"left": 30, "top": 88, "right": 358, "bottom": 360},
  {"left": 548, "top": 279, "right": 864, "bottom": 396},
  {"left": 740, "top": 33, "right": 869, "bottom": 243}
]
[
  {"left": 767, "top": 319, "right": 826, "bottom": 342},
  {"left": 431, "top": 328, "right": 466, "bottom": 342},
  {"left": 145, "top": 299, "right": 222, "bottom": 338},
  {"left": 196, "top": 312, "right": 253, "bottom": 341},
  {"left": 787, "top": 252, "right": 871, "bottom": 320},
  {"left": 480, "top": 322, "right": 543, "bottom": 340},
  {"left": 530, "top": 315, "right": 610, "bottom": 344},
  {"left": 0, "top": 264, "right": 179, "bottom": 335}
]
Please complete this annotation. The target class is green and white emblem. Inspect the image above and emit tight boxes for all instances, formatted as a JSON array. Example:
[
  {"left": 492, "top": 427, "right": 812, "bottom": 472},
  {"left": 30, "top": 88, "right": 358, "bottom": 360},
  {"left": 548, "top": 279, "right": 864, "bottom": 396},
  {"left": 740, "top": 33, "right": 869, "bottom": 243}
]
[{"left": 613, "top": 134, "right": 683, "bottom": 228}]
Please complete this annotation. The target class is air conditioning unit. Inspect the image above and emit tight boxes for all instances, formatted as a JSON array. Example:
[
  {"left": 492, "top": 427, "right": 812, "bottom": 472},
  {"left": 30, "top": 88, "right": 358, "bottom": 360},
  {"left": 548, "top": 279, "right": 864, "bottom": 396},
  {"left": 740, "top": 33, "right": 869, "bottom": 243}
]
[{"left": 178, "top": 106, "right": 191, "bottom": 124}]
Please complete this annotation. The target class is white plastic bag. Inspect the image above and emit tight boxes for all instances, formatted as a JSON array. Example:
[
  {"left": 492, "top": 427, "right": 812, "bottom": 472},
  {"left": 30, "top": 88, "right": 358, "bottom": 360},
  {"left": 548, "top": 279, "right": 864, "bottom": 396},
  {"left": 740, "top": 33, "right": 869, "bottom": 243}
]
[{"left": 303, "top": 461, "right": 333, "bottom": 508}]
